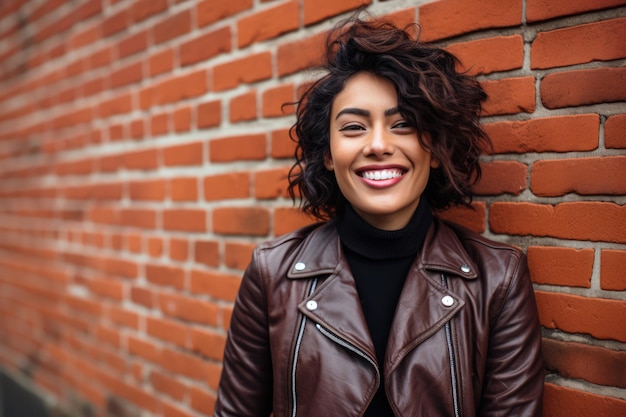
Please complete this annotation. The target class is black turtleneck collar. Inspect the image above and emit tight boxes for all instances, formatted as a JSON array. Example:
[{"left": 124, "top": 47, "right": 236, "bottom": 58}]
[{"left": 335, "top": 200, "right": 433, "bottom": 260}]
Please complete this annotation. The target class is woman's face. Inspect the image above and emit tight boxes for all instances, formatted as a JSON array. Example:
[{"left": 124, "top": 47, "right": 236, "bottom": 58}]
[{"left": 325, "top": 72, "right": 437, "bottom": 230}]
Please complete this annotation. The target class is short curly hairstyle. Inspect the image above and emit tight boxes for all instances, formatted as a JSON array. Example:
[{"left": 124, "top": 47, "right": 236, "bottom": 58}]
[{"left": 288, "top": 17, "right": 490, "bottom": 221}]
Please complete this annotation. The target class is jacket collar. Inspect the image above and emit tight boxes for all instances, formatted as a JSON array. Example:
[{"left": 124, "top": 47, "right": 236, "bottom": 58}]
[
  {"left": 286, "top": 217, "right": 474, "bottom": 371},
  {"left": 287, "top": 217, "right": 478, "bottom": 280}
]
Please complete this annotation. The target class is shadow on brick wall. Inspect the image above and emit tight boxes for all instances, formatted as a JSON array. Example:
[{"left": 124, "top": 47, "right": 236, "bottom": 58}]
[{"left": 0, "top": 370, "right": 50, "bottom": 417}]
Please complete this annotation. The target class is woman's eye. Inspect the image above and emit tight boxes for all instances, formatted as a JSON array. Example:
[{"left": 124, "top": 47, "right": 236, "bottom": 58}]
[
  {"left": 392, "top": 121, "right": 412, "bottom": 129},
  {"left": 339, "top": 124, "right": 365, "bottom": 132}
]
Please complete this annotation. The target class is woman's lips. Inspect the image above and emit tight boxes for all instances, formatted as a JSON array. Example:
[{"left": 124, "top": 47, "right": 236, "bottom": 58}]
[{"left": 357, "top": 167, "right": 406, "bottom": 188}]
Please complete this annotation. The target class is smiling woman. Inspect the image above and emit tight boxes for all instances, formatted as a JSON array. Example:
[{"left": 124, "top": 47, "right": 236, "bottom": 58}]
[
  {"left": 215, "top": 16, "right": 544, "bottom": 417},
  {"left": 325, "top": 72, "right": 437, "bottom": 230}
]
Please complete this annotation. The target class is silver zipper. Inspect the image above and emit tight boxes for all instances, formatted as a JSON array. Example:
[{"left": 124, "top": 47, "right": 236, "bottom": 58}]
[
  {"left": 441, "top": 274, "right": 461, "bottom": 417},
  {"left": 315, "top": 323, "right": 379, "bottom": 375},
  {"left": 290, "top": 278, "right": 318, "bottom": 417}
]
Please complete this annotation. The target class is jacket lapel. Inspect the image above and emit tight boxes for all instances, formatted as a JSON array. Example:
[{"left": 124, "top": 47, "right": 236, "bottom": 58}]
[
  {"left": 286, "top": 218, "right": 478, "bottom": 371},
  {"left": 288, "top": 222, "right": 377, "bottom": 362}
]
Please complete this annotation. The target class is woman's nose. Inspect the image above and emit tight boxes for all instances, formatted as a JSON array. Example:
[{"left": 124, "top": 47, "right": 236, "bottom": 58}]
[{"left": 365, "top": 127, "right": 394, "bottom": 157}]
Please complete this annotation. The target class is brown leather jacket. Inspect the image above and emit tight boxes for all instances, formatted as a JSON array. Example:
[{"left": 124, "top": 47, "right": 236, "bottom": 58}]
[{"left": 215, "top": 218, "right": 544, "bottom": 417}]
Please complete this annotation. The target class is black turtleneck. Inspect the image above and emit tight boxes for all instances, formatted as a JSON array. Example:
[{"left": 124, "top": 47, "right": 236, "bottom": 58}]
[{"left": 335, "top": 201, "right": 432, "bottom": 417}]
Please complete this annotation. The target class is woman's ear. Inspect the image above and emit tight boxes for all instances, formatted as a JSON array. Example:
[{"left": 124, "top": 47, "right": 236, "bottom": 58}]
[
  {"left": 430, "top": 155, "right": 440, "bottom": 169},
  {"left": 324, "top": 153, "right": 334, "bottom": 171}
]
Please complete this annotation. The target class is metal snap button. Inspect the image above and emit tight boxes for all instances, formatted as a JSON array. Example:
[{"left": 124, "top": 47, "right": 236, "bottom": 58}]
[
  {"left": 460, "top": 264, "right": 471, "bottom": 273},
  {"left": 295, "top": 262, "right": 306, "bottom": 271},
  {"left": 441, "top": 295, "right": 454, "bottom": 307},
  {"left": 306, "top": 300, "right": 318, "bottom": 311}
]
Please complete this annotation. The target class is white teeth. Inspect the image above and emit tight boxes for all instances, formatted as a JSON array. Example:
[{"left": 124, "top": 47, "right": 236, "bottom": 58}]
[{"left": 362, "top": 169, "right": 403, "bottom": 180}]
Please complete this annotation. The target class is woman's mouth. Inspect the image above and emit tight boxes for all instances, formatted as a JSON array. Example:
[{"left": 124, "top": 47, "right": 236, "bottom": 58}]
[{"left": 358, "top": 168, "right": 405, "bottom": 181}]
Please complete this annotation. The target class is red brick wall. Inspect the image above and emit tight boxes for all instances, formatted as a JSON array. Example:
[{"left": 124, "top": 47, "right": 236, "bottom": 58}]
[{"left": 0, "top": 0, "right": 625, "bottom": 416}]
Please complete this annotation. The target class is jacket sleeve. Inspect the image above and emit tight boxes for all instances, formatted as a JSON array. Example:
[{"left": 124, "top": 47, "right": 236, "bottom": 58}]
[
  {"left": 215, "top": 249, "right": 273, "bottom": 417},
  {"left": 479, "top": 252, "right": 544, "bottom": 417}
]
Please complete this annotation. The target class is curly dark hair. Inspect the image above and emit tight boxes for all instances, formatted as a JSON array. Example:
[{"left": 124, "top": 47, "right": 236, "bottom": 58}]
[{"left": 287, "top": 17, "right": 490, "bottom": 221}]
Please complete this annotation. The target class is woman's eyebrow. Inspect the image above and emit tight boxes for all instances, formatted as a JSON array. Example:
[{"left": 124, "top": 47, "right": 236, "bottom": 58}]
[
  {"left": 335, "top": 106, "right": 401, "bottom": 119},
  {"left": 335, "top": 108, "right": 369, "bottom": 119}
]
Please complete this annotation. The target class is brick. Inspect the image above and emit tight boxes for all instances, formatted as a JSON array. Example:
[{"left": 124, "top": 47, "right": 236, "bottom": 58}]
[
  {"left": 543, "top": 338, "right": 626, "bottom": 388},
  {"left": 271, "top": 128, "right": 297, "bottom": 158},
  {"left": 435, "top": 202, "right": 487, "bottom": 233},
  {"left": 150, "top": 48, "right": 174, "bottom": 77},
  {"left": 160, "top": 348, "right": 209, "bottom": 380},
  {"left": 189, "top": 328, "right": 226, "bottom": 361},
  {"left": 151, "top": 112, "right": 169, "bottom": 136},
  {"left": 170, "top": 178, "right": 198, "bottom": 202},
  {"left": 213, "top": 52, "right": 272, "bottom": 91},
  {"left": 544, "top": 384, "right": 626, "bottom": 417},
  {"left": 254, "top": 167, "right": 291, "bottom": 199},
  {"left": 238, "top": 0, "right": 298, "bottom": 47},
  {"left": 88, "top": 47, "right": 112, "bottom": 70},
  {"left": 173, "top": 106, "right": 191, "bottom": 132},
  {"left": 148, "top": 237, "right": 163, "bottom": 258},
  {"left": 542, "top": 67, "right": 626, "bottom": 109},
  {"left": 535, "top": 291, "right": 626, "bottom": 341},
  {"left": 194, "top": 240, "right": 220, "bottom": 267},
  {"left": 419, "top": 0, "right": 522, "bottom": 42},
  {"left": 189, "top": 269, "right": 241, "bottom": 302},
  {"left": 163, "top": 209, "right": 207, "bottom": 232},
  {"left": 163, "top": 142, "right": 203, "bottom": 167},
  {"left": 224, "top": 241, "right": 255, "bottom": 271},
  {"left": 527, "top": 246, "right": 594, "bottom": 287},
  {"left": 605, "top": 114, "right": 626, "bottom": 149},
  {"left": 131, "top": 0, "right": 167, "bottom": 22},
  {"left": 197, "top": 0, "right": 253, "bottom": 27},
  {"left": 99, "top": 93, "right": 132, "bottom": 117},
  {"left": 262, "top": 84, "right": 295, "bottom": 118},
  {"left": 145, "top": 264, "right": 185, "bottom": 290},
  {"left": 130, "top": 119, "right": 144, "bottom": 139},
  {"left": 213, "top": 207, "right": 270, "bottom": 236},
  {"left": 204, "top": 172, "right": 250, "bottom": 201},
  {"left": 88, "top": 277, "right": 124, "bottom": 300},
  {"left": 230, "top": 90, "right": 257, "bottom": 122},
  {"left": 147, "top": 317, "right": 187, "bottom": 347},
  {"left": 490, "top": 202, "right": 626, "bottom": 243},
  {"left": 531, "top": 156, "right": 626, "bottom": 196},
  {"left": 446, "top": 35, "right": 523, "bottom": 76},
  {"left": 163, "top": 402, "right": 195, "bottom": 417},
  {"left": 277, "top": 32, "right": 325, "bottom": 76},
  {"left": 155, "top": 70, "right": 208, "bottom": 105},
  {"left": 129, "top": 180, "right": 167, "bottom": 201},
  {"left": 527, "top": 0, "right": 626, "bottom": 23},
  {"left": 70, "top": 24, "right": 101, "bottom": 50},
  {"left": 473, "top": 161, "right": 527, "bottom": 195},
  {"left": 483, "top": 114, "right": 599, "bottom": 154},
  {"left": 180, "top": 26, "right": 231, "bottom": 66},
  {"left": 481, "top": 77, "right": 535, "bottom": 116},
  {"left": 190, "top": 386, "right": 216, "bottom": 415},
  {"left": 532, "top": 18, "right": 626, "bottom": 69},
  {"left": 120, "top": 209, "right": 157, "bottom": 229},
  {"left": 158, "top": 292, "right": 218, "bottom": 325},
  {"left": 56, "top": 159, "right": 93, "bottom": 176},
  {"left": 129, "top": 335, "right": 160, "bottom": 363},
  {"left": 303, "top": 0, "right": 371, "bottom": 26},
  {"left": 153, "top": 10, "right": 191, "bottom": 45},
  {"left": 273, "top": 207, "right": 318, "bottom": 236},
  {"left": 108, "top": 306, "right": 139, "bottom": 329},
  {"left": 601, "top": 250, "right": 626, "bottom": 291},
  {"left": 169, "top": 238, "right": 189, "bottom": 262},
  {"left": 124, "top": 149, "right": 158, "bottom": 170},
  {"left": 102, "top": 8, "right": 129, "bottom": 37},
  {"left": 150, "top": 370, "right": 186, "bottom": 401},
  {"left": 197, "top": 100, "right": 221, "bottom": 129},
  {"left": 209, "top": 134, "right": 266, "bottom": 162},
  {"left": 131, "top": 286, "right": 154, "bottom": 308}
]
